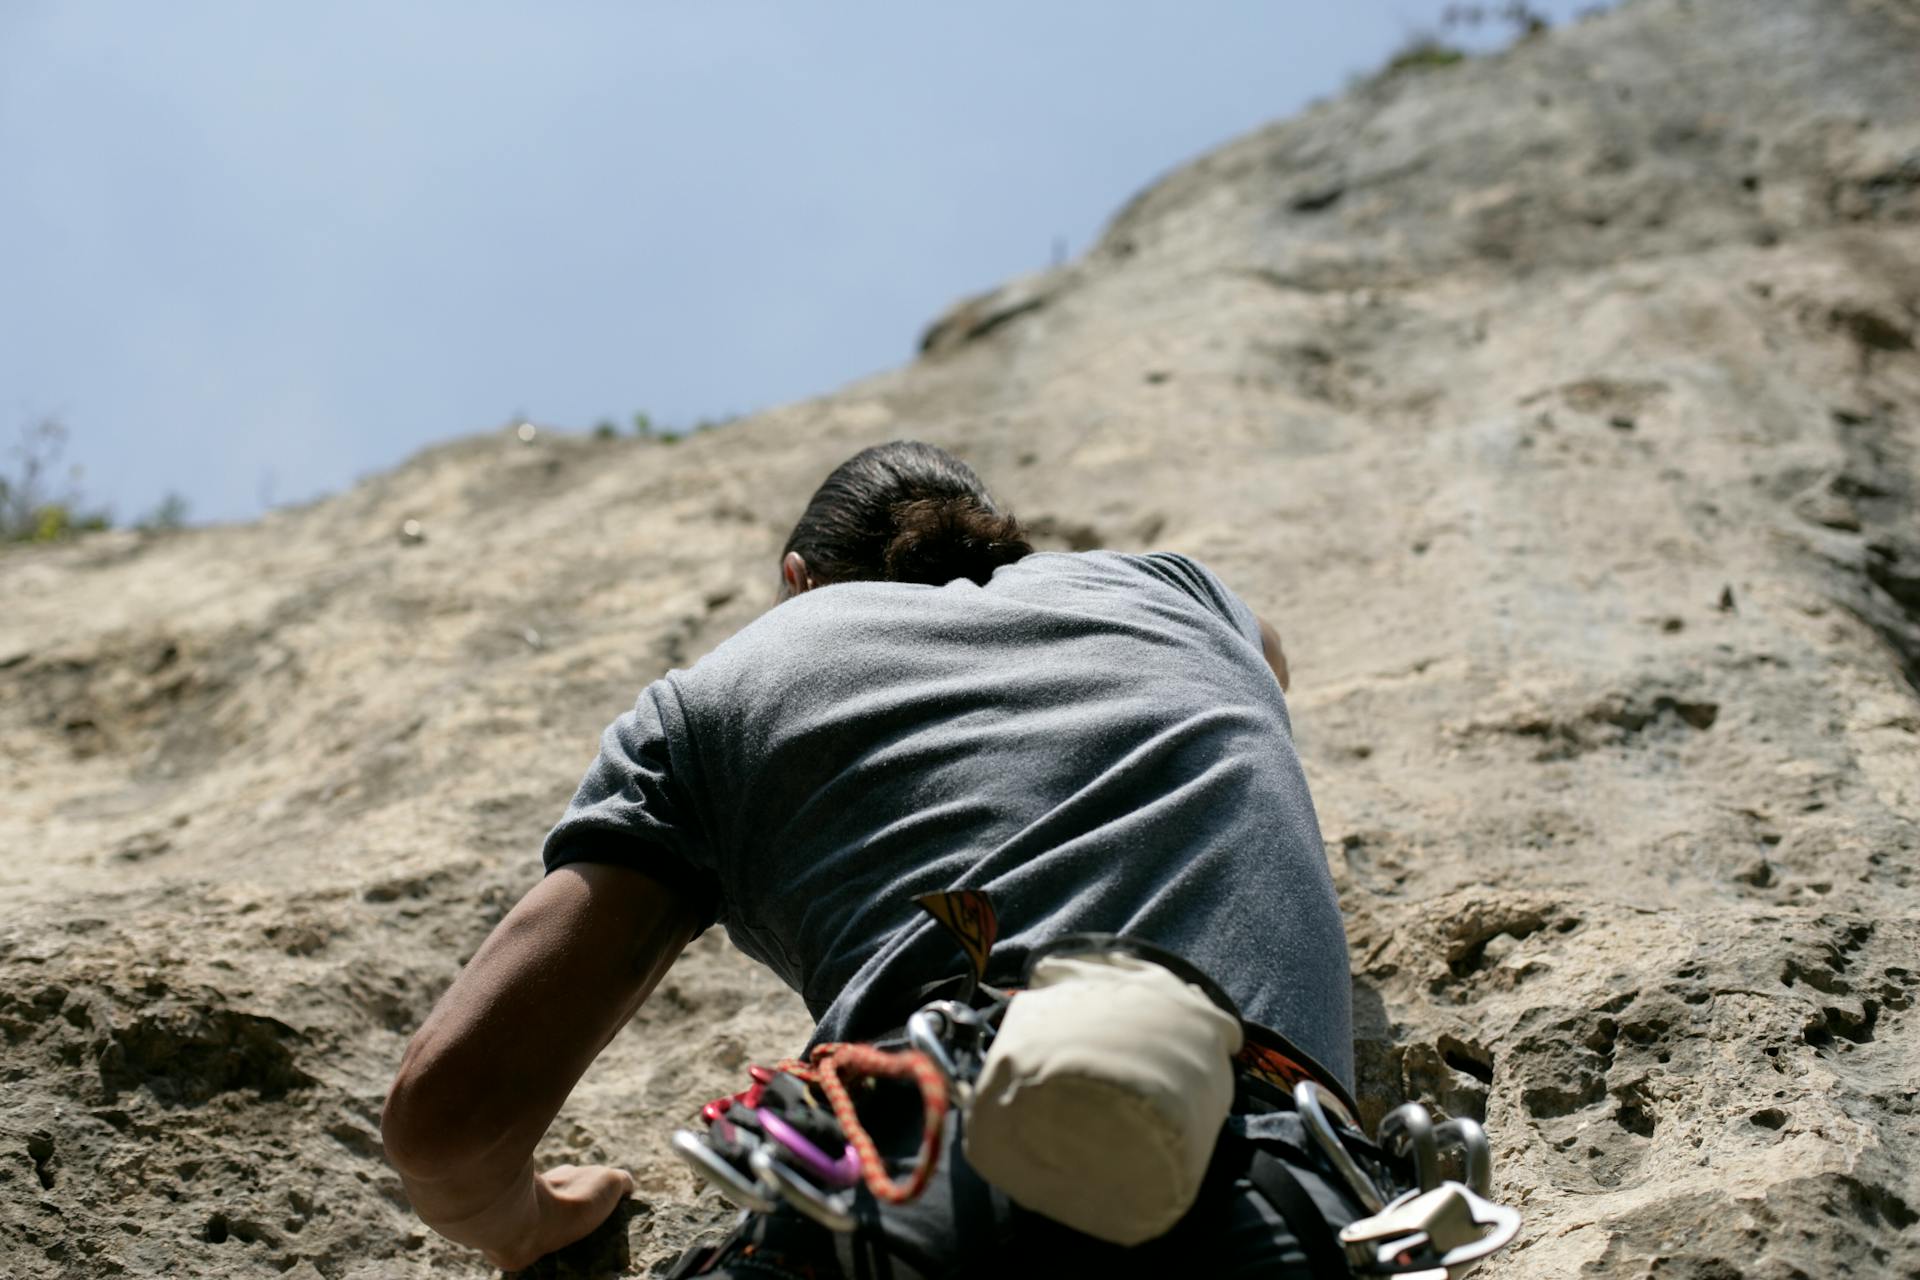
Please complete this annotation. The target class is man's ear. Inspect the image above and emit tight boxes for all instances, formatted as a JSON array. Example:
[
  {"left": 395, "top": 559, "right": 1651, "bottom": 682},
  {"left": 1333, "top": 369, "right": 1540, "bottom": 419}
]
[
  {"left": 1257, "top": 616, "right": 1290, "bottom": 692},
  {"left": 781, "top": 552, "right": 814, "bottom": 597}
]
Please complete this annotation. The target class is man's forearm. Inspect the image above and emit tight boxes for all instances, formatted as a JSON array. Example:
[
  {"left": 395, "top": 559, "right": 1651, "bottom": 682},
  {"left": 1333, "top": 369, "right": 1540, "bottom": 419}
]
[{"left": 380, "top": 864, "right": 696, "bottom": 1266}]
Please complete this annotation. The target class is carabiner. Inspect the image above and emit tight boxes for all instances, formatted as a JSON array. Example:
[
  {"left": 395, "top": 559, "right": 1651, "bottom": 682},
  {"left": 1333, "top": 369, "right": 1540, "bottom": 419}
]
[
  {"left": 906, "top": 1009, "right": 966, "bottom": 1096},
  {"left": 1378, "top": 1103, "right": 1443, "bottom": 1194},
  {"left": 907, "top": 999, "right": 993, "bottom": 1104},
  {"left": 670, "top": 1129, "right": 780, "bottom": 1215},
  {"left": 1293, "top": 1081, "right": 1386, "bottom": 1213},
  {"left": 749, "top": 1145, "right": 858, "bottom": 1233},
  {"left": 1432, "top": 1116, "right": 1492, "bottom": 1199},
  {"left": 755, "top": 1106, "right": 860, "bottom": 1189}
]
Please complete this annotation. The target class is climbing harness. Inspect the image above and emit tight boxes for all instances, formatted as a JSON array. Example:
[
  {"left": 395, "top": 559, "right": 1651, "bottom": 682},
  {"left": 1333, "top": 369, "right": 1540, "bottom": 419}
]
[{"left": 666, "top": 893, "right": 1524, "bottom": 1277}]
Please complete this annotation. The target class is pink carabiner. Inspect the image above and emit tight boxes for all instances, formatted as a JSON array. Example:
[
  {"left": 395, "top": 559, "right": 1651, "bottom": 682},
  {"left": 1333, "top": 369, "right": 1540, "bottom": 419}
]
[{"left": 754, "top": 1107, "right": 861, "bottom": 1189}]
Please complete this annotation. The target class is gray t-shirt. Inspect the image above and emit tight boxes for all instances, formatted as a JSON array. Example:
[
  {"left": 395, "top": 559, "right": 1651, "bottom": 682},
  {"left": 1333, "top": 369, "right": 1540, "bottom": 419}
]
[{"left": 544, "top": 550, "right": 1353, "bottom": 1090}]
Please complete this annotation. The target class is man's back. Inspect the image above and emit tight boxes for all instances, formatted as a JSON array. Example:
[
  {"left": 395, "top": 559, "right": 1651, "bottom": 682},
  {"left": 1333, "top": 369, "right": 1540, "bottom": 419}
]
[{"left": 545, "top": 549, "right": 1353, "bottom": 1089}]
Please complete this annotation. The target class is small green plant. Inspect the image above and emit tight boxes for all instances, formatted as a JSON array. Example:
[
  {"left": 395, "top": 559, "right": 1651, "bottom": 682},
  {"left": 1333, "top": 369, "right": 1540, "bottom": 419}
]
[
  {"left": 593, "top": 420, "right": 620, "bottom": 440},
  {"left": 1371, "top": 1, "right": 1556, "bottom": 86},
  {"left": 30, "top": 503, "right": 110, "bottom": 540},
  {"left": 1381, "top": 37, "right": 1467, "bottom": 76},
  {"left": 1, "top": 419, "right": 113, "bottom": 544},
  {"left": 632, "top": 412, "right": 655, "bottom": 438}
]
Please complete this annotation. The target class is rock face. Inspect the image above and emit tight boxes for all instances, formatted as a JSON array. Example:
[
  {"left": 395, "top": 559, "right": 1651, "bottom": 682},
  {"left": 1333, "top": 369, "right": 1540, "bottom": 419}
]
[{"left": 3, "top": 0, "right": 1918, "bottom": 1275}]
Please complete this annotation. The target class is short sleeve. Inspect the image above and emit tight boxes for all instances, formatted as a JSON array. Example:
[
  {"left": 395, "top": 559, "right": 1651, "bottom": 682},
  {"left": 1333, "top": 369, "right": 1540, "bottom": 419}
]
[
  {"left": 542, "top": 679, "right": 723, "bottom": 935},
  {"left": 1131, "top": 552, "right": 1265, "bottom": 650}
]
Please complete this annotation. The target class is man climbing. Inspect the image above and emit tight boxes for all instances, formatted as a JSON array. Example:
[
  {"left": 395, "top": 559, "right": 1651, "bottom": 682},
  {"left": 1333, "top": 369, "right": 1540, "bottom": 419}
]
[{"left": 382, "top": 441, "right": 1373, "bottom": 1275}]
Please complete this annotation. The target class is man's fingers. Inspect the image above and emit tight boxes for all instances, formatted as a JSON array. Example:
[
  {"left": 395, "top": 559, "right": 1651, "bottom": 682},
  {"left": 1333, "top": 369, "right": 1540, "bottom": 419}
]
[
  {"left": 484, "top": 1165, "right": 633, "bottom": 1270},
  {"left": 539, "top": 1164, "right": 634, "bottom": 1236},
  {"left": 576, "top": 1166, "right": 634, "bottom": 1209},
  {"left": 543, "top": 1164, "right": 633, "bottom": 1202}
]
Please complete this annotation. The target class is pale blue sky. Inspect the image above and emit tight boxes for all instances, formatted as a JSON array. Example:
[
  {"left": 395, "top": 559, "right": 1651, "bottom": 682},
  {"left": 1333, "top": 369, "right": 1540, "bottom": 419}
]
[{"left": 2, "top": 2, "right": 1606, "bottom": 524}]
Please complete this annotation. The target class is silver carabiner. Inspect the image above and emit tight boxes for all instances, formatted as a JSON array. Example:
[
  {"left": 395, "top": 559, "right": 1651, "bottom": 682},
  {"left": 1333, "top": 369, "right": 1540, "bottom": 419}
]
[
  {"left": 1293, "top": 1081, "right": 1385, "bottom": 1213},
  {"left": 749, "top": 1145, "right": 858, "bottom": 1233},
  {"left": 1432, "top": 1117, "right": 1492, "bottom": 1199},
  {"left": 1379, "top": 1103, "right": 1443, "bottom": 1194},
  {"left": 907, "top": 1009, "right": 967, "bottom": 1099},
  {"left": 907, "top": 999, "right": 992, "bottom": 1104},
  {"left": 924, "top": 999, "right": 985, "bottom": 1028},
  {"left": 670, "top": 1129, "right": 780, "bottom": 1215}
]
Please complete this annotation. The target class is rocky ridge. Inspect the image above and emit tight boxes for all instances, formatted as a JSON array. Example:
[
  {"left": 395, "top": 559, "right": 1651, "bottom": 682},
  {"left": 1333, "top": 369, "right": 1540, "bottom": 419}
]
[{"left": 2, "top": 0, "right": 1918, "bottom": 1275}]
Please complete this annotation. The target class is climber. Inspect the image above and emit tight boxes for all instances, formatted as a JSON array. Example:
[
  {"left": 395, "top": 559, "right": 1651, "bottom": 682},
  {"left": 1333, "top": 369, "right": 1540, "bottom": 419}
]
[{"left": 380, "top": 440, "right": 1364, "bottom": 1275}]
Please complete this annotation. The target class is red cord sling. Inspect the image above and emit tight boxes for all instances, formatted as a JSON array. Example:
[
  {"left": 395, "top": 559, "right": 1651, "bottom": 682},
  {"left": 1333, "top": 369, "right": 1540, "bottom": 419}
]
[{"left": 774, "top": 1043, "right": 950, "bottom": 1205}]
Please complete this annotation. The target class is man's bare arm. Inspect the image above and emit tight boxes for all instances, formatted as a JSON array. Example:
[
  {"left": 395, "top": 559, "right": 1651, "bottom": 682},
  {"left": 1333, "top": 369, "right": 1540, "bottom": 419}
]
[{"left": 381, "top": 862, "right": 699, "bottom": 1270}]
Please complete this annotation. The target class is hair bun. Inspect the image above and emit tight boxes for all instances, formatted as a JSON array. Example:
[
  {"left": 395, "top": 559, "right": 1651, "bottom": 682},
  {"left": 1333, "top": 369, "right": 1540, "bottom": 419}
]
[{"left": 883, "top": 496, "right": 1033, "bottom": 587}]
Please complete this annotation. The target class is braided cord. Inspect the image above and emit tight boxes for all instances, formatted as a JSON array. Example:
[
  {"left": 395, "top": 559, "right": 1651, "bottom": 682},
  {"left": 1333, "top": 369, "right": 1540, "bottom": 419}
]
[{"left": 775, "top": 1044, "right": 949, "bottom": 1205}]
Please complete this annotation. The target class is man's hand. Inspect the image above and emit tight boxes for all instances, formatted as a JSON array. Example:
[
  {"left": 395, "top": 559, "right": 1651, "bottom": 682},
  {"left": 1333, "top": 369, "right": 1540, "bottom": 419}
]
[
  {"left": 466, "top": 1164, "right": 636, "bottom": 1272},
  {"left": 381, "top": 863, "right": 698, "bottom": 1268}
]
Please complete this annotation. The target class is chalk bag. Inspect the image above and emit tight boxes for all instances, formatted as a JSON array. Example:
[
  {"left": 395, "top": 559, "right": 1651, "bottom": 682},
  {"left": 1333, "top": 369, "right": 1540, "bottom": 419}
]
[{"left": 962, "top": 947, "right": 1243, "bottom": 1246}]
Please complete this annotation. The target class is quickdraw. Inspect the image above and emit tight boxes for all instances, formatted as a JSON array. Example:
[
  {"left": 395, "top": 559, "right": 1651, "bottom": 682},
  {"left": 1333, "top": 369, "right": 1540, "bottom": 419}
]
[
  {"left": 673, "top": 1034, "right": 957, "bottom": 1233},
  {"left": 773, "top": 1041, "right": 950, "bottom": 1205}
]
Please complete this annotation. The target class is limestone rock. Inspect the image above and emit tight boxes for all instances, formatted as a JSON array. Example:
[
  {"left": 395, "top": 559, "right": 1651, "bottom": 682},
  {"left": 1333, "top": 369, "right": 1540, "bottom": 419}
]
[{"left": 3, "top": 1, "right": 1918, "bottom": 1275}]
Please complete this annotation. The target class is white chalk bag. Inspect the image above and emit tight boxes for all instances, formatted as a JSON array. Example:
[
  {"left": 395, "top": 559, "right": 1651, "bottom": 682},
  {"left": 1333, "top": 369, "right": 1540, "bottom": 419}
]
[{"left": 962, "top": 935, "right": 1246, "bottom": 1246}]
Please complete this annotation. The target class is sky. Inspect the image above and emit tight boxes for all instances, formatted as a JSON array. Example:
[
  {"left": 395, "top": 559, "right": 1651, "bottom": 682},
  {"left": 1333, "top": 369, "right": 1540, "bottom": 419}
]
[{"left": 1, "top": 2, "right": 1609, "bottom": 526}]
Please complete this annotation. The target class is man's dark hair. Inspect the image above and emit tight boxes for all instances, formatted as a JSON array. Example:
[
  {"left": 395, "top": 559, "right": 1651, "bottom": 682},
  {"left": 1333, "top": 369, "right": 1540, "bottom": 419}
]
[{"left": 784, "top": 441, "right": 1032, "bottom": 588}]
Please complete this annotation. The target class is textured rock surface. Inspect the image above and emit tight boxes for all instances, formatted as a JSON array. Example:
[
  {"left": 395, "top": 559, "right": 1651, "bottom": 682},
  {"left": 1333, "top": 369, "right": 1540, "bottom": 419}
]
[{"left": 3, "top": 1, "right": 1918, "bottom": 1275}]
